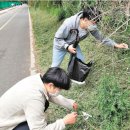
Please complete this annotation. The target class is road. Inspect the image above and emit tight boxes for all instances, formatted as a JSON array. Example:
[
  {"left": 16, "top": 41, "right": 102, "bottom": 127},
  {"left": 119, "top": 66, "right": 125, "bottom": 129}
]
[{"left": 0, "top": 5, "right": 30, "bottom": 96}]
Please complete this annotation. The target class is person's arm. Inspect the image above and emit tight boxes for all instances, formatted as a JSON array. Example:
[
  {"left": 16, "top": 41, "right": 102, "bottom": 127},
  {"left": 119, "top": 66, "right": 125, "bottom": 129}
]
[
  {"left": 54, "top": 20, "right": 71, "bottom": 50},
  {"left": 90, "top": 28, "right": 116, "bottom": 47},
  {"left": 49, "top": 95, "right": 76, "bottom": 110},
  {"left": 90, "top": 28, "right": 128, "bottom": 49},
  {"left": 24, "top": 98, "right": 65, "bottom": 130}
]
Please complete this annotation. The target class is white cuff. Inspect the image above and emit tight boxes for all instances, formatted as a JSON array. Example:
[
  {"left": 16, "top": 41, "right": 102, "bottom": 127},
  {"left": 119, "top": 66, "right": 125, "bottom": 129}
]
[{"left": 64, "top": 44, "right": 69, "bottom": 50}]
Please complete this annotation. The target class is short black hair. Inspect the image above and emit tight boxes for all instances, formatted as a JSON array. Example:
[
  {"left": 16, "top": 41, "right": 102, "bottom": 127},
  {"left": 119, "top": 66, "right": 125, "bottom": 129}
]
[
  {"left": 41, "top": 67, "right": 71, "bottom": 90},
  {"left": 82, "top": 6, "right": 102, "bottom": 23}
]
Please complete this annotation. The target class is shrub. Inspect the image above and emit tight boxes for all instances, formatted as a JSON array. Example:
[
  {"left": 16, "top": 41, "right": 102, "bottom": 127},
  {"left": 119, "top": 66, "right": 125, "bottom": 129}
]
[{"left": 98, "top": 75, "right": 130, "bottom": 130}]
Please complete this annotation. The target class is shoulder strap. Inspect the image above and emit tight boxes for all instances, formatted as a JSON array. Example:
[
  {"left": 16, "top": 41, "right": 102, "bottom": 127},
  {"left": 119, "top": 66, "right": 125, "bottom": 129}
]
[{"left": 72, "top": 29, "right": 79, "bottom": 48}]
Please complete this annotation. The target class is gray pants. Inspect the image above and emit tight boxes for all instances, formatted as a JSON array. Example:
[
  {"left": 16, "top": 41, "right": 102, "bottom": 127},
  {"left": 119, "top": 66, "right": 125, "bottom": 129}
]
[{"left": 13, "top": 122, "right": 29, "bottom": 130}]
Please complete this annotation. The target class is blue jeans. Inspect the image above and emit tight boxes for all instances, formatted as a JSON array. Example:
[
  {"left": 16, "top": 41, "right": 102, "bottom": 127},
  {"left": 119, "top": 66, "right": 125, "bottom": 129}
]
[
  {"left": 51, "top": 45, "right": 84, "bottom": 67},
  {"left": 13, "top": 122, "right": 29, "bottom": 130}
]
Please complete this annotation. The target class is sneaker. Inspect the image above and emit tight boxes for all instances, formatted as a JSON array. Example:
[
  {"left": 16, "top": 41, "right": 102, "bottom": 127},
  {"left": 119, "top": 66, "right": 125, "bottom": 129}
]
[{"left": 71, "top": 79, "right": 85, "bottom": 85}]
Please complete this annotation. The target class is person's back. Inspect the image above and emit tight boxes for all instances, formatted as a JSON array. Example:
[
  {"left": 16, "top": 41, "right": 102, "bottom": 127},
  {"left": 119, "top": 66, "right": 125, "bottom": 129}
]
[
  {"left": 0, "top": 67, "right": 78, "bottom": 130},
  {"left": 0, "top": 74, "right": 44, "bottom": 130}
]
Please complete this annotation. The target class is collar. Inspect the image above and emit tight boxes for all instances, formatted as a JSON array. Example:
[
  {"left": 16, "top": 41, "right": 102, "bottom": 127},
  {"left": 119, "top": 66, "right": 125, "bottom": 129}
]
[{"left": 37, "top": 73, "right": 49, "bottom": 100}]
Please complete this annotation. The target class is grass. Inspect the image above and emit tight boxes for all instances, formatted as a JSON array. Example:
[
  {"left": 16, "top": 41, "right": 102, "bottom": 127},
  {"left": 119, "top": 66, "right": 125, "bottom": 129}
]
[
  {"left": 30, "top": 8, "right": 59, "bottom": 72},
  {"left": 30, "top": 7, "right": 130, "bottom": 130}
]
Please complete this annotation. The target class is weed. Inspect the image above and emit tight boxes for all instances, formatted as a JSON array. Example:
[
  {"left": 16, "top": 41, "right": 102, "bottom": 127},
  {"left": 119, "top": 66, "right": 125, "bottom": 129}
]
[{"left": 98, "top": 75, "right": 130, "bottom": 130}]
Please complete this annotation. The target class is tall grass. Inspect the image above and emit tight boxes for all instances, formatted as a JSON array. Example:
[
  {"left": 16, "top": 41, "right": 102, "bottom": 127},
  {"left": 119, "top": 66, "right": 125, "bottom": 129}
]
[
  {"left": 30, "top": 8, "right": 59, "bottom": 72},
  {"left": 30, "top": 3, "right": 130, "bottom": 129},
  {"left": 98, "top": 75, "right": 130, "bottom": 130}
]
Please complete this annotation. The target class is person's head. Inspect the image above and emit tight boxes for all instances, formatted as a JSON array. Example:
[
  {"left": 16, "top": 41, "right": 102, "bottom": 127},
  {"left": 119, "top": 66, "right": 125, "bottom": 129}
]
[
  {"left": 82, "top": 6, "right": 101, "bottom": 22},
  {"left": 80, "top": 6, "right": 101, "bottom": 29},
  {"left": 41, "top": 67, "right": 71, "bottom": 95}
]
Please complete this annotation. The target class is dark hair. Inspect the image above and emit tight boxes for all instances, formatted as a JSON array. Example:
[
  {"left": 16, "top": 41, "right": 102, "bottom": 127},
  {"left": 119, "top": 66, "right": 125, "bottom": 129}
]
[
  {"left": 82, "top": 6, "right": 102, "bottom": 23},
  {"left": 41, "top": 67, "right": 71, "bottom": 90}
]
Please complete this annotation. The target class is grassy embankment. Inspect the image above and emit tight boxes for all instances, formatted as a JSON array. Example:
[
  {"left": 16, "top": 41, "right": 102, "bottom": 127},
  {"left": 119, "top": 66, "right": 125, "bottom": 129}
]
[{"left": 30, "top": 7, "right": 130, "bottom": 130}]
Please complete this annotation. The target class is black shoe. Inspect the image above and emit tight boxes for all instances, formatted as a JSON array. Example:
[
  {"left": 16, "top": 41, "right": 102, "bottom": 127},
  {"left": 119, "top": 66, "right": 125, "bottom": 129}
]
[{"left": 87, "top": 60, "right": 94, "bottom": 67}]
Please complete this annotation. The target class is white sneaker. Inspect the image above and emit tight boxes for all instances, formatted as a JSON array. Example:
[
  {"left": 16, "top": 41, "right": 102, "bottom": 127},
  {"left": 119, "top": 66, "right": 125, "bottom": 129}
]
[{"left": 71, "top": 79, "right": 85, "bottom": 85}]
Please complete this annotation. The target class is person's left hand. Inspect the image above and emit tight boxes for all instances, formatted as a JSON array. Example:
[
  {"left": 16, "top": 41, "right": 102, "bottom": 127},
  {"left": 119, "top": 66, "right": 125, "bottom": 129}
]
[
  {"left": 114, "top": 43, "right": 129, "bottom": 49},
  {"left": 73, "top": 102, "right": 78, "bottom": 111}
]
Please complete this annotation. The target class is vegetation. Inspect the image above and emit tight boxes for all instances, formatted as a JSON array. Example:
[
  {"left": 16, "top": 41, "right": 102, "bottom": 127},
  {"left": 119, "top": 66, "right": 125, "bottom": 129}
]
[
  {"left": 30, "top": 1, "right": 130, "bottom": 130},
  {"left": 98, "top": 75, "right": 130, "bottom": 130}
]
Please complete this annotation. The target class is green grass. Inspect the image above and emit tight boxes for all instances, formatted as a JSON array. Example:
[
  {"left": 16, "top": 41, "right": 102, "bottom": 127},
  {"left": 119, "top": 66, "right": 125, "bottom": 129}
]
[
  {"left": 30, "top": 8, "right": 59, "bottom": 72},
  {"left": 30, "top": 7, "right": 130, "bottom": 130}
]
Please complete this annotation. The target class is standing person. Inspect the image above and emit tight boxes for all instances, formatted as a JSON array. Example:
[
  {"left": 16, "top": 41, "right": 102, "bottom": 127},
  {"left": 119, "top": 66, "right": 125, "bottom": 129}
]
[
  {"left": 51, "top": 7, "right": 128, "bottom": 79},
  {"left": 0, "top": 67, "right": 78, "bottom": 130}
]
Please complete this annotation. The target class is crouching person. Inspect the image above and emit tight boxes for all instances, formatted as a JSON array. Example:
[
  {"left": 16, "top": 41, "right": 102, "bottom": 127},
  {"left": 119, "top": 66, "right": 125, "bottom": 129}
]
[{"left": 0, "top": 67, "right": 78, "bottom": 130}]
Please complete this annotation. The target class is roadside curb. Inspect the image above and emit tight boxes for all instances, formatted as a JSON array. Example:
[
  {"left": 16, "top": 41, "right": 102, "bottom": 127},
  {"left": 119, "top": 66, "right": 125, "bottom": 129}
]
[{"left": 28, "top": 8, "right": 37, "bottom": 75}]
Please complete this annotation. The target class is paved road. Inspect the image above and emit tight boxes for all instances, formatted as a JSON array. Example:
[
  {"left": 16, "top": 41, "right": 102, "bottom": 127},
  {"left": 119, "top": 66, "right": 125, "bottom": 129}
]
[{"left": 0, "top": 5, "right": 30, "bottom": 96}]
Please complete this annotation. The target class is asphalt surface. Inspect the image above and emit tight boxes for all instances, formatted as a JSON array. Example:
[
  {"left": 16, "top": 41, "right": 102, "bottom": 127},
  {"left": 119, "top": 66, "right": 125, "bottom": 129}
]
[{"left": 0, "top": 5, "right": 30, "bottom": 96}]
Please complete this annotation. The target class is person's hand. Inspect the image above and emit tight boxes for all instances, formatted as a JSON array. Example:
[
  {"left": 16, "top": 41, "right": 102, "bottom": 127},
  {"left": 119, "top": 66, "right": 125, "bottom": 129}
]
[
  {"left": 63, "top": 112, "right": 78, "bottom": 125},
  {"left": 87, "top": 20, "right": 95, "bottom": 26},
  {"left": 68, "top": 44, "right": 76, "bottom": 54},
  {"left": 114, "top": 43, "right": 129, "bottom": 49},
  {"left": 73, "top": 102, "right": 78, "bottom": 111}
]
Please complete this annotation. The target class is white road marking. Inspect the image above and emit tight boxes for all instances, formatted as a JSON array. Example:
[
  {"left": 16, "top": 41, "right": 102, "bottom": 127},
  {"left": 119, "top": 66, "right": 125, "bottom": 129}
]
[
  {"left": 0, "top": 9, "right": 18, "bottom": 31},
  {"left": 28, "top": 8, "right": 36, "bottom": 75}
]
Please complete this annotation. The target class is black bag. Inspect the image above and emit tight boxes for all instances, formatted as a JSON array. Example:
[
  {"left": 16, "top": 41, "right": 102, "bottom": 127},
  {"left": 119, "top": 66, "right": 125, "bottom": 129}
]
[
  {"left": 67, "top": 55, "right": 93, "bottom": 82},
  {"left": 67, "top": 29, "right": 93, "bottom": 82}
]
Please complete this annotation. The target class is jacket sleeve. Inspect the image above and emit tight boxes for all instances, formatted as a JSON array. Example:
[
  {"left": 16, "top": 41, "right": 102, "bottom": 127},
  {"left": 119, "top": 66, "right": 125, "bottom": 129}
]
[
  {"left": 54, "top": 20, "right": 71, "bottom": 49},
  {"left": 24, "top": 98, "right": 65, "bottom": 130},
  {"left": 49, "top": 95, "right": 75, "bottom": 110},
  {"left": 90, "top": 28, "right": 116, "bottom": 47}
]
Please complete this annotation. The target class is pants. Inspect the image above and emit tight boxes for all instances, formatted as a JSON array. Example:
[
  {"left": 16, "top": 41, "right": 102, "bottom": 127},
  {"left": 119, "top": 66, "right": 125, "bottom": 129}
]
[
  {"left": 51, "top": 45, "right": 84, "bottom": 67},
  {"left": 13, "top": 122, "right": 29, "bottom": 130}
]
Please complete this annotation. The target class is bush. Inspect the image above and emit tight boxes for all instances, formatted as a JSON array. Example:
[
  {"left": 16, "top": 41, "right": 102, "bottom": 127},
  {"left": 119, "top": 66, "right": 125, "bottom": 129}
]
[
  {"left": 62, "top": 0, "right": 81, "bottom": 18},
  {"left": 57, "top": 7, "right": 66, "bottom": 21},
  {"left": 49, "top": 7, "right": 66, "bottom": 21},
  {"left": 98, "top": 75, "right": 130, "bottom": 130}
]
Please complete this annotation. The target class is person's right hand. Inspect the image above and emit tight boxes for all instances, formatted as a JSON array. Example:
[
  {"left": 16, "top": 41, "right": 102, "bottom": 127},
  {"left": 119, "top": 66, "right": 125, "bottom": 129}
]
[
  {"left": 63, "top": 112, "right": 78, "bottom": 125},
  {"left": 114, "top": 43, "right": 129, "bottom": 49},
  {"left": 68, "top": 44, "right": 76, "bottom": 54}
]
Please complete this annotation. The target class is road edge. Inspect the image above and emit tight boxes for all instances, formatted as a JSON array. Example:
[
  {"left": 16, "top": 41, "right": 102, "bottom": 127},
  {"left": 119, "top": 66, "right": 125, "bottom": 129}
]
[{"left": 28, "top": 7, "right": 37, "bottom": 75}]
